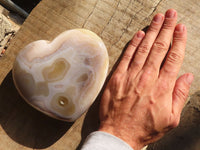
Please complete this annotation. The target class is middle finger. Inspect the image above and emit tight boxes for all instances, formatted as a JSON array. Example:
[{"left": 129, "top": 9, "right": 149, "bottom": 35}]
[{"left": 144, "top": 9, "right": 177, "bottom": 71}]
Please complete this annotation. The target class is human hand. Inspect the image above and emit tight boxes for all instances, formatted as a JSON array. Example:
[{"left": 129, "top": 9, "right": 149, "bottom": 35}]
[{"left": 98, "top": 9, "right": 193, "bottom": 150}]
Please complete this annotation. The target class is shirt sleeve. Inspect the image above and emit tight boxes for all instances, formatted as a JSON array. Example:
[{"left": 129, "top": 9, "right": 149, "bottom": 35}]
[{"left": 80, "top": 131, "right": 133, "bottom": 150}]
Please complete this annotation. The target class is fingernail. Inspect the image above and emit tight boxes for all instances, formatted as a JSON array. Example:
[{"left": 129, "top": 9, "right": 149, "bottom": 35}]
[
  {"left": 137, "top": 31, "right": 144, "bottom": 38},
  {"left": 153, "top": 14, "right": 163, "bottom": 22},
  {"left": 175, "top": 24, "right": 186, "bottom": 32},
  {"left": 166, "top": 9, "right": 176, "bottom": 18},
  {"left": 186, "top": 74, "right": 194, "bottom": 84}
]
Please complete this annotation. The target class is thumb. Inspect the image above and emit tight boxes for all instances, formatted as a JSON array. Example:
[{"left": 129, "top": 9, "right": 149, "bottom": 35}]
[{"left": 172, "top": 73, "right": 194, "bottom": 117}]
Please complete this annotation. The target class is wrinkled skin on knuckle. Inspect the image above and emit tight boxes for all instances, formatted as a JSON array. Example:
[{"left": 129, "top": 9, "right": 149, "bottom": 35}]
[
  {"left": 123, "top": 53, "right": 132, "bottom": 61},
  {"left": 148, "top": 24, "right": 159, "bottom": 32},
  {"left": 153, "top": 41, "right": 169, "bottom": 53},
  {"left": 174, "top": 87, "right": 188, "bottom": 101},
  {"left": 163, "top": 20, "right": 175, "bottom": 29},
  {"left": 167, "top": 51, "right": 183, "bottom": 64},
  {"left": 129, "top": 39, "right": 139, "bottom": 48},
  {"left": 173, "top": 32, "right": 186, "bottom": 48},
  {"left": 137, "top": 44, "right": 149, "bottom": 54},
  {"left": 173, "top": 35, "right": 185, "bottom": 43}
]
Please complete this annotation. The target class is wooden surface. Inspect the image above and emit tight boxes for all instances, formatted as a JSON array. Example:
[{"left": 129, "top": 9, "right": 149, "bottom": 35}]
[{"left": 0, "top": 0, "right": 200, "bottom": 149}]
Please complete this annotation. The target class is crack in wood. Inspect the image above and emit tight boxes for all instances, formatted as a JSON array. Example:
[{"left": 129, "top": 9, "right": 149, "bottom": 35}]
[
  {"left": 110, "top": 7, "right": 143, "bottom": 49},
  {"left": 110, "top": 0, "right": 163, "bottom": 49},
  {"left": 143, "top": 0, "right": 163, "bottom": 21},
  {"left": 82, "top": 0, "right": 99, "bottom": 28},
  {"left": 100, "top": 0, "right": 121, "bottom": 36}
]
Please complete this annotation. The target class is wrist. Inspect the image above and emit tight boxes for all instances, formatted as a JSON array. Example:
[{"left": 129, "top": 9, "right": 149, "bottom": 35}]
[{"left": 98, "top": 124, "right": 145, "bottom": 150}]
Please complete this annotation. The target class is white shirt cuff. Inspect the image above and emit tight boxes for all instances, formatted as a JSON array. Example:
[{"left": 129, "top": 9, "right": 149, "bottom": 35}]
[{"left": 81, "top": 131, "right": 133, "bottom": 150}]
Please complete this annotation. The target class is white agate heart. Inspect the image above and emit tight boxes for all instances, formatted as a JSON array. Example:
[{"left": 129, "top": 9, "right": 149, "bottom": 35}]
[{"left": 12, "top": 29, "right": 109, "bottom": 122}]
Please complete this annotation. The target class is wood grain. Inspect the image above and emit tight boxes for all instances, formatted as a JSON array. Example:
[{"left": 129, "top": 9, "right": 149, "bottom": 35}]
[{"left": 0, "top": 0, "right": 199, "bottom": 149}]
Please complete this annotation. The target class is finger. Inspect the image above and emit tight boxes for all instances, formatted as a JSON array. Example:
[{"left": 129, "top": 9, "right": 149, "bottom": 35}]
[
  {"left": 159, "top": 24, "right": 187, "bottom": 83},
  {"left": 129, "top": 13, "right": 164, "bottom": 72},
  {"left": 144, "top": 9, "right": 177, "bottom": 71},
  {"left": 172, "top": 73, "right": 193, "bottom": 117},
  {"left": 117, "top": 31, "right": 145, "bottom": 73}
]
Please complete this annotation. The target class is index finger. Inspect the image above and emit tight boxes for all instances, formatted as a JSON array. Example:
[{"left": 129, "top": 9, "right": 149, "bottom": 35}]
[{"left": 159, "top": 24, "right": 187, "bottom": 83}]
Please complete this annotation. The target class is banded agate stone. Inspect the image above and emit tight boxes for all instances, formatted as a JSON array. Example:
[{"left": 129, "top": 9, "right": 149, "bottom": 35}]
[{"left": 12, "top": 29, "right": 109, "bottom": 121}]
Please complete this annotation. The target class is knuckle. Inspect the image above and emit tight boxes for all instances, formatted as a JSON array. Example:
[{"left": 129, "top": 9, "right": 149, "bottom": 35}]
[
  {"left": 167, "top": 51, "right": 183, "bottom": 64},
  {"left": 159, "top": 81, "right": 170, "bottom": 91},
  {"left": 134, "top": 86, "right": 142, "bottom": 95},
  {"left": 173, "top": 33, "right": 186, "bottom": 43},
  {"left": 162, "top": 66, "right": 177, "bottom": 77},
  {"left": 129, "top": 40, "right": 139, "bottom": 48},
  {"left": 144, "top": 67, "right": 157, "bottom": 76},
  {"left": 174, "top": 87, "right": 188, "bottom": 100},
  {"left": 110, "top": 73, "right": 122, "bottom": 86},
  {"left": 122, "top": 53, "right": 132, "bottom": 61},
  {"left": 148, "top": 24, "right": 159, "bottom": 32},
  {"left": 163, "top": 20, "right": 175, "bottom": 29},
  {"left": 135, "top": 80, "right": 147, "bottom": 94},
  {"left": 131, "top": 61, "right": 141, "bottom": 71},
  {"left": 136, "top": 69, "right": 154, "bottom": 90},
  {"left": 153, "top": 41, "right": 169, "bottom": 52},
  {"left": 137, "top": 44, "right": 149, "bottom": 54},
  {"left": 145, "top": 60, "right": 159, "bottom": 73}
]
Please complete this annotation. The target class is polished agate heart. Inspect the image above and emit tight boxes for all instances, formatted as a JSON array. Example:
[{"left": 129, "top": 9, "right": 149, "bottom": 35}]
[{"left": 12, "top": 29, "right": 109, "bottom": 121}]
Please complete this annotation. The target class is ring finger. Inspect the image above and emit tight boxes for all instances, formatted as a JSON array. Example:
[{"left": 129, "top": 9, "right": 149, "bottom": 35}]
[{"left": 129, "top": 13, "right": 164, "bottom": 73}]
